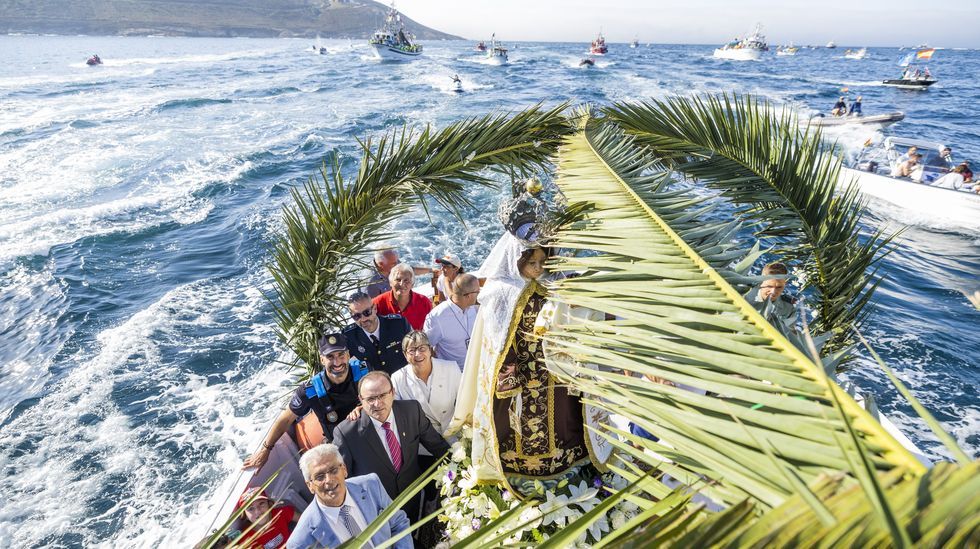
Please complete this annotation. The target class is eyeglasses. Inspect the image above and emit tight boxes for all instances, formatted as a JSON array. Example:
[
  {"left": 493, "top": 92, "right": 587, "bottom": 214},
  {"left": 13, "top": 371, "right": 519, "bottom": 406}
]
[
  {"left": 405, "top": 345, "right": 430, "bottom": 355},
  {"left": 361, "top": 389, "right": 392, "bottom": 406},
  {"left": 350, "top": 306, "right": 375, "bottom": 321},
  {"left": 310, "top": 466, "right": 343, "bottom": 483}
]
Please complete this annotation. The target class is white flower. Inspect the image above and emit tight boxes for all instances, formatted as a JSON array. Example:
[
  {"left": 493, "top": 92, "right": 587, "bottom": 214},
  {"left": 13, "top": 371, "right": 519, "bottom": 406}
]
[
  {"left": 567, "top": 481, "right": 599, "bottom": 513},
  {"left": 458, "top": 470, "right": 477, "bottom": 491},
  {"left": 540, "top": 491, "right": 575, "bottom": 528},
  {"left": 610, "top": 509, "right": 627, "bottom": 530},
  {"left": 518, "top": 506, "right": 543, "bottom": 529},
  {"left": 450, "top": 441, "right": 467, "bottom": 463}
]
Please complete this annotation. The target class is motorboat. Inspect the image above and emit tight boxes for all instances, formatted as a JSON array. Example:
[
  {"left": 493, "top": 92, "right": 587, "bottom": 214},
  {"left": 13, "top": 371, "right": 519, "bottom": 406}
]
[
  {"left": 843, "top": 136, "right": 979, "bottom": 231},
  {"left": 486, "top": 34, "right": 508, "bottom": 65},
  {"left": 590, "top": 32, "right": 608, "bottom": 55},
  {"left": 86, "top": 54, "right": 102, "bottom": 66},
  {"left": 714, "top": 24, "right": 768, "bottom": 61},
  {"left": 885, "top": 52, "right": 937, "bottom": 89},
  {"left": 776, "top": 45, "right": 799, "bottom": 56},
  {"left": 368, "top": 4, "right": 423, "bottom": 61},
  {"left": 883, "top": 68, "right": 937, "bottom": 89},
  {"left": 475, "top": 41, "right": 486, "bottom": 52},
  {"left": 809, "top": 111, "right": 904, "bottom": 127},
  {"left": 844, "top": 47, "right": 868, "bottom": 59},
  {"left": 630, "top": 37, "right": 639, "bottom": 49},
  {"left": 826, "top": 40, "right": 837, "bottom": 48},
  {"left": 318, "top": 46, "right": 327, "bottom": 55},
  {"left": 451, "top": 75, "right": 464, "bottom": 93},
  {"left": 579, "top": 57, "right": 595, "bottom": 67}
]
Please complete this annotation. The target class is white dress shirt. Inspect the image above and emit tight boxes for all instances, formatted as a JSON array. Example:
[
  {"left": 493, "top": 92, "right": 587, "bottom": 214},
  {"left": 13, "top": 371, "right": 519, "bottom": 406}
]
[
  {"left": 368, "top": 411, "right": 400, "bottom": 466},
  {"left": 423, "top": 300, "right": 479, "bottom": 370},
  {"left": 315, "top": 490, "right": 369, "bottom": 543},
  {"left": 391, "top": 357, "right": 462, "bottom": 437}
]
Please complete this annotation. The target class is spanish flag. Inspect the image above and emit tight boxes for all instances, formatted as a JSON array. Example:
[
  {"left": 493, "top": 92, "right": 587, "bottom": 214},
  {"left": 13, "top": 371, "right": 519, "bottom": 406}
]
[{"left": 916, "top": 48, "right": 936, "bottom": 59}]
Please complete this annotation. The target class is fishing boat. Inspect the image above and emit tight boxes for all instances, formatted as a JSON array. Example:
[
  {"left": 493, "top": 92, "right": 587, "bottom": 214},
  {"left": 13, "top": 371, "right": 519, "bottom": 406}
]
[
  {"left": 590, "top": 32, "right": 608, "bottom": 55},
  {"left": 367, "top": 4, "right": 423, "bottom": 61},
  {"left": 486, "top": 34, "right": 508, "bottom": 65},
  {"left": 809, "top": 111, "right": 905, "bottom": 127},
  {"left": 776, "top": 44, "right": 799, "bottom": 56},
  {"left": 843, "top": 137, "right": 979, "bottom": 231},
  {"left": 844, "top": 47, "right": 868, "bottom": 59},
  {"left": 713, "top": 24, "right": 768, "bottom": 61}
]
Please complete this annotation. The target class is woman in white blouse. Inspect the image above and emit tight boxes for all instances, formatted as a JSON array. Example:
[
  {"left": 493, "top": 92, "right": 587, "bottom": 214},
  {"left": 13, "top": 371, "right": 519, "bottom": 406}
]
[{"left": 391, "top": 331, "right": 462, "bottom": 438}]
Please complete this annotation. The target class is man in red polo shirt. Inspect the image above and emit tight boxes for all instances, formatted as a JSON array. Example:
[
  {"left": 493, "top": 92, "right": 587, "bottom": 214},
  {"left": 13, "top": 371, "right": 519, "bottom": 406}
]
[{"left": 373, "top": 263, "right": 433, "bottom": 330}]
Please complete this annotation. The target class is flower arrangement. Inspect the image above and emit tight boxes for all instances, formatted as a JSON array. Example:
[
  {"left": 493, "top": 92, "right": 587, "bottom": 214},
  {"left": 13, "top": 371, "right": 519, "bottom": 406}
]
[{"left": 436, "top": 426, "right": 640, "bottom": 547}]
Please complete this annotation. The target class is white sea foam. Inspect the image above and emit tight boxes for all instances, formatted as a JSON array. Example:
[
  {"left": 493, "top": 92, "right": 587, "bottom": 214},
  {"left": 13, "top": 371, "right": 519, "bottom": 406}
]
[{"left": 0, "top": 271, "right": 291, "bottom": 547}]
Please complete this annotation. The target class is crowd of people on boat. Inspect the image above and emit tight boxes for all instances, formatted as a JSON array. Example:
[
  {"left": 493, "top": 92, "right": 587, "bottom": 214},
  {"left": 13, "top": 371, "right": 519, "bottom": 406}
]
[
  {"left": 890, "top": 145, "right": 978, "bottom": 192},
  {"left": 202, "top": 185, "right": 807, "bottom": 548}
]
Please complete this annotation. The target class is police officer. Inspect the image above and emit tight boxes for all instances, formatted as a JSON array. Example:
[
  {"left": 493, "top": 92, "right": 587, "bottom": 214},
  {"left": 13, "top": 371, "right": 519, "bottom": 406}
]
[
  {"left": 242, "top": 332, "right": 366, "bottom": 470},
  {"left": 343, "top": 291, "right": 411, "bottom": 376}
]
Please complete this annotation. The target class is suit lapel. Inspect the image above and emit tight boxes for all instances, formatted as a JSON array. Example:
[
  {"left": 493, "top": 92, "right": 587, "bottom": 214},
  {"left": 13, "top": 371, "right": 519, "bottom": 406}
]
[
  {"left": 359, "top": 413, "right": 395, "bottom": 474},
  {"left": 309, "top": 508, "right": 340, "bottom": 547}
]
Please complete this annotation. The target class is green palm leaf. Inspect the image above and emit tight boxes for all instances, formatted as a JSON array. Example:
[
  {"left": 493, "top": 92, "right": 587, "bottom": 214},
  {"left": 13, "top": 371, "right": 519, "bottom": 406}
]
[
  {"left": 546, "top": 119, "right": 924, "bottom": 514},
  {"left": 603, "top": 94, "right": 896, "bottom": 358},
  {"left": 269, "top": 104, "right": 573, "bottom": 375}
]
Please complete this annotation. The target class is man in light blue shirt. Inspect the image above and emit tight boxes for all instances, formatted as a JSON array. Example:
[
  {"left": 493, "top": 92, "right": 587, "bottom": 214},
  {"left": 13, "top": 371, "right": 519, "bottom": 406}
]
[
  {"left": 288, "top": 444, "right": 412, "bottom": 549},
  {"left": 423, "top": 273, "right": 480, "bottom": 370}
]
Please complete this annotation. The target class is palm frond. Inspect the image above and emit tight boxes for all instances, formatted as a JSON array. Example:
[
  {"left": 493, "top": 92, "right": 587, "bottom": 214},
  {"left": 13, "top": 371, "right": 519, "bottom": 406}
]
[
  {"left": 603, "top": 94, "right": 896, "bottom": 357},
  {"left": 546, "top": 121, "right": 925, "bottom": 514},
  {"left": 269, "top": 104, "right": 574, "bottom": 375}
]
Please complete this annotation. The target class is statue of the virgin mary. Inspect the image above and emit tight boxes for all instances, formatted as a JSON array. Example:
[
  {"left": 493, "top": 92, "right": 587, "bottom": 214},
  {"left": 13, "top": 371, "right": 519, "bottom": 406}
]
[{"left": 449, "top": 181, "right": 612, "bottom": 495}]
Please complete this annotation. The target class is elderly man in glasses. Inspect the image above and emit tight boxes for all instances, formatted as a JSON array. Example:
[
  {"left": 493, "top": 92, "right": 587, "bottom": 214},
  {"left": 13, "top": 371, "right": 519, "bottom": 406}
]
[
  {"left": 333, "top": 371, "right": 450, "bottom": 524},
  {"left": 287, "top": 444, "right": 412, "bottom": 549},
  {"left": 343, "top": 291, "right": 412, "bottom": 376}
]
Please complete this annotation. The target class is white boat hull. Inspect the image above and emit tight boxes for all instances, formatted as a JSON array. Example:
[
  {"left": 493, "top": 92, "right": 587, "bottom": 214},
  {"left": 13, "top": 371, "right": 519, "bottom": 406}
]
[
  {"left": 486, "top": 54, "right": 508, "bottom": 65},
  {"left": 809, "top": 112, "right": 904, "bottom": 127},
  {"left": 713, "top": 48, "right": 763, "bottom": 61},
  {"left": 841, "top": 167, "right": 980, "bottom": 232},
  {"left": 776, "top": 50, "right": 796, "bottom": 56},
  {"left": 369, "top": 44, "right": 422, "bottom": 61}
]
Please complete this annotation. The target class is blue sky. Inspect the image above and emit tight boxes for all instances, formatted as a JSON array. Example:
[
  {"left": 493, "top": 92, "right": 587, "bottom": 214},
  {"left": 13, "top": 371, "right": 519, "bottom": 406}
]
[{"left": 394, "top": 1, "right": 980, "bottom": 48}]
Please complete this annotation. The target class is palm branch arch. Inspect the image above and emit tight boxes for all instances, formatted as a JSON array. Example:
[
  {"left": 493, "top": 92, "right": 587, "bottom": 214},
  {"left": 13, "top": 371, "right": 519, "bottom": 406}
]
[{"left": 259, "top": 96, "right": 977, "bottom": 548}]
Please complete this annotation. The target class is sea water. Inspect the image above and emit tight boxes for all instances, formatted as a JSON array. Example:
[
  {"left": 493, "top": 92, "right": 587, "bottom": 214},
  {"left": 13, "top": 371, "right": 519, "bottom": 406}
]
[{"left": 0, "top": 36, "right": 977, "bottom": 547}]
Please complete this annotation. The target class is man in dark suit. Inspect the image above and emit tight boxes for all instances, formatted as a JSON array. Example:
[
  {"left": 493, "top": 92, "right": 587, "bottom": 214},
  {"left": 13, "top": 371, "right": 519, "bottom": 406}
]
[
  {"left": 333, "top": 371, "right": 450, "bottom": 523},
  {"left": 343, "top": 291, "right": 411, "bottom": 376}
]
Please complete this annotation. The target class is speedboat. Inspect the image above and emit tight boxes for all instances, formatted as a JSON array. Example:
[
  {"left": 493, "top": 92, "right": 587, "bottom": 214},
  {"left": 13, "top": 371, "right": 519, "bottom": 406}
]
[
  {"left": 844, "top": 47, "right": 868, "bottom": 59},
  {"left": 486, "top": 34, "right": 508, "bottom": 65},
  {"left": 826, "top": 40, "right": 837, "bottom": 48},
  {"left": 883, "top": 71, "right": 937, "bottom": 89},
  {"left": 714, "top": 24, "right": 768, "bottom": 61},
  {"left": 590, "top": 32, "right": 608, "bottom": 55},
  {"left": 843, "top": 136, "right": 980, "bottom": 231},
  {"left": 630, "top": 37, "right": 639, "bottom": 49},
  {"left": 86, "top": 54, "right": 102, "bottom": 66},
  {"left": 368, "top": 4, "right": 423, "bottom": 61},
  {"left": 809, "top": 111, "right": 904, "bottom": 127},
  {"left": 579, "top": 57, "right": 595, "bottom": 67}
]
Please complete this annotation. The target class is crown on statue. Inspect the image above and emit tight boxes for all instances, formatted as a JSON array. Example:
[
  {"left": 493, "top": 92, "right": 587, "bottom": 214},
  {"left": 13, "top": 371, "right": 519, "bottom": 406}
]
[{"left": 498, "top": 177, "right": 558, "bottom": 245}]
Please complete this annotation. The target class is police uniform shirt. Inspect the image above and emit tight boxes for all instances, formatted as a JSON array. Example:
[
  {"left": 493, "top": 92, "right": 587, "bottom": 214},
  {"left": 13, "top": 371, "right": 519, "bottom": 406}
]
[
  {"left": 744, "top": 286, "right": 799, "bottom": 335},
  {"left": 288, "top": 374, "right": 360, "bottom": 442},
  {"left": 342, "top": 314, "right": 411, "bottom": 376}
]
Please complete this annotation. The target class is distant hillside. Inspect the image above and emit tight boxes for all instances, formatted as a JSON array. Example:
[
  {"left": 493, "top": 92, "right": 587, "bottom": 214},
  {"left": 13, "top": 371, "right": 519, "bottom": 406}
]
[{"left": 0, "top": 0, "right": 461, "bottom": 39}]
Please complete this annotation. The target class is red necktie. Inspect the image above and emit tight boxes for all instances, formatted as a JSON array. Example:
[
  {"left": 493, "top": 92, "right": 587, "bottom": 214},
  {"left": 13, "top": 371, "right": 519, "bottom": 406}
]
[{"left": 382, "top": 421, "right": 402, "bottom": 472}]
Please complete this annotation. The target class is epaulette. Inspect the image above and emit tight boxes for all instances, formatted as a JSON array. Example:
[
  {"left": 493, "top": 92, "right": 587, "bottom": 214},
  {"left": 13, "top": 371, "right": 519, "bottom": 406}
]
[
  {"left": 379, "top": 314, "right": 403, "bottom": 320},
  {"left": 341, "top": 323, "right": 358, "bottom": 333}
]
